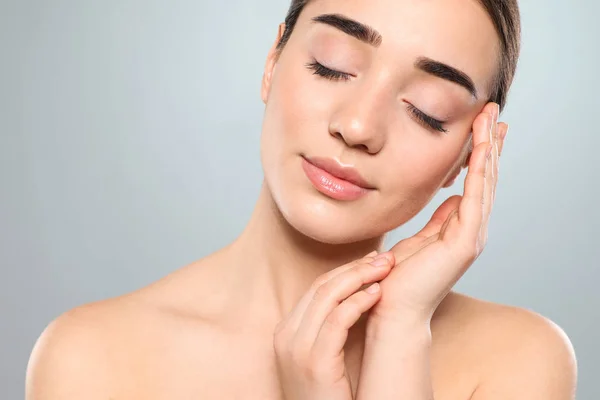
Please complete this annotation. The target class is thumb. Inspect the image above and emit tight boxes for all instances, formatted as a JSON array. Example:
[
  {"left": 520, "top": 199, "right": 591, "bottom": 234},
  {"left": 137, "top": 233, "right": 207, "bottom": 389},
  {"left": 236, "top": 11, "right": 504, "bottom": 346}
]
[{"left": 414, "top": 195, "right": 462, "bottom": 239}]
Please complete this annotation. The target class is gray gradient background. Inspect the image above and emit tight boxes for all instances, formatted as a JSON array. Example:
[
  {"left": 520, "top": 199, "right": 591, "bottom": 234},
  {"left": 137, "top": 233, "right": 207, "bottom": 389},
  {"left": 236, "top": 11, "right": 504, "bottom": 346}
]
[{"left": 1, "top": 0, "right": 598, "bottom": 398}]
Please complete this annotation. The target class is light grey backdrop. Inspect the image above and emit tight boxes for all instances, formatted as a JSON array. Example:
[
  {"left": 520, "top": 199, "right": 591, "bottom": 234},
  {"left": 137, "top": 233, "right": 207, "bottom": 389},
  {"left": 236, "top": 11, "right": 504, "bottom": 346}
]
[{"left": 1, "top": 1, "right": 598, "bottom": 398}]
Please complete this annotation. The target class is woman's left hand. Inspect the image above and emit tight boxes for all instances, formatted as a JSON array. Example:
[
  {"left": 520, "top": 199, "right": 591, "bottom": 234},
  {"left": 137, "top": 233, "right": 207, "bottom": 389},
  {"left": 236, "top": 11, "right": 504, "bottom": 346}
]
[{"left": 369, "top": 102, "right": 508, "bottom": 325}]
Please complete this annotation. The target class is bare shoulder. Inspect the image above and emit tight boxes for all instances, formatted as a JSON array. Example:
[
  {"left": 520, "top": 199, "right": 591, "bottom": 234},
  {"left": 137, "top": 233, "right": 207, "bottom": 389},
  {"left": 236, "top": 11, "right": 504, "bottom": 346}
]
[
  {"left": 435, "top": 292, "right": 578, "bottom": 399},
  {"left": 25, "top": 257, "right": 223, "bottom": 400},
  {"left": 26, "top": 293, "right": 144, "bottom": 399}
]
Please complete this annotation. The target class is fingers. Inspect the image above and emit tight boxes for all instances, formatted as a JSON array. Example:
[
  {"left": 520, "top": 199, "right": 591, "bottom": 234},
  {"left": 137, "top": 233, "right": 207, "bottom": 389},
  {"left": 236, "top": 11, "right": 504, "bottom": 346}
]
[
  {"left": 493, "top": 123, "right": 505, "bottom": 204},
  {"left": 312, "top": 282, "right": 380, "bottom": 359},
  {"left": 456, "top": 102, "right": 507, "bottom": 253},
  {"left": 483, "top": 115, "right": 508, "bottom": 239},
  {"left": 459, "top": 104, "right": 495, "bottom": 240},
  {"left": 278, "top": 250, "right": 378, "bottom": 333},
  {"left": 481, "top": 106, "right": 499, "bottom": 241},
  {"left": 498, "top": 123, "right": 509, "bottom": 158},
  {"left": 387, "top": 196, "right": 460, "bottom": 269},
  {"left": 293, "top": 253, "right": 393, "bottom": 353},
  {"left": 273, "top": 252, "right": 394, "bottom": 387},
  {"left": 391, "top": 232, "right": 440, "bottom": 266},
  {"left": 272, "top": 252, "right": 393, "bottom": 397}
]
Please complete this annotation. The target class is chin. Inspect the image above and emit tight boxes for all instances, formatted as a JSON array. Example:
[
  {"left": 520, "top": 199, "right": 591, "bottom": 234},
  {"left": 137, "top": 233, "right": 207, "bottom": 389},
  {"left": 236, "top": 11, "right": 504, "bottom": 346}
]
[
  {"left": 261, "top": 151, "right": 427, "bottom": 245},
  {"left": 286, "top": 197, "right": 373, "bottom": 244}
]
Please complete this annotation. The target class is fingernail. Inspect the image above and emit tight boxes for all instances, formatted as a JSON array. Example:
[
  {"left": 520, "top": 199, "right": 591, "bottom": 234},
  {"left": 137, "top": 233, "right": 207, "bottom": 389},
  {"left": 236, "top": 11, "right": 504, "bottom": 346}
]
[
  {"left": 370, "top": 256, "right": 390, "bottom": 267},
  {"left": 500, "top": 125, "right": 509, "bottom": 141},
  {"left": 365, "top": 283, "right": 380, "bottom": 294},
  {"left": 489, "top": 102, "right": 499, "bottom": 119},
  {"left": 375, "top": 251, "right": 394, "bottom": 262}
]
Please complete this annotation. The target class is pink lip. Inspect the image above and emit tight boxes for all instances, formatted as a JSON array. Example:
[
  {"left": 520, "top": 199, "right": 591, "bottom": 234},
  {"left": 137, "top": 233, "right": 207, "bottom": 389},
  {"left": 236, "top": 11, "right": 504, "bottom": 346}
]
[{"left": 301, "top": 156, "right": 375, "bottom": 201}]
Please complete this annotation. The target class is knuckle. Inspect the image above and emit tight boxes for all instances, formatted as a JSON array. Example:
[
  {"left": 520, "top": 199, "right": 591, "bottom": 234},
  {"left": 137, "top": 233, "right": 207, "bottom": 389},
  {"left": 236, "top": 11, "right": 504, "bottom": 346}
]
[
  {"left": 325, "top": 305, "right": 357, "bottom": 330},
  {"left": 304, "top": 360, "right": 322, "bottom": 382},
  {"left": 304, "top": 355, "right": 335, "bottom": 383},
  {"left": 311, "top": 275, "right": 329, "bottom": 289},
  {"left": 290, "top": 347, "right": 309, "bottom": 368},
  {"left": 313, "top": 283, "right": 332, "bottom": 302},
  {"left": 348, "top": 268, "right": 366, "bottom": 284},
  {"left": 346, "top": 298, "right": 364, "bottom": 319},
  {"left": 324, "top": 309, "right": 345, "bottom": 330},
  {"left": 362, "top": 255, "right": 376, "bottom": 264},
  {"left": 357, "top": 263, "right": 374, "bottom": 275}
]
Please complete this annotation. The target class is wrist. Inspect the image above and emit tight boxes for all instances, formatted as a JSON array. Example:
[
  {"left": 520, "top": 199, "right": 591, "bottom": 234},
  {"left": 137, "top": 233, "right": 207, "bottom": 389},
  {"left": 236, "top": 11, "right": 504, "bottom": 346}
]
[
  {"left": 358, "top": 313, "right": 434, "bottom": 400},
  {"left": 365, "top": 310, "right": 432, "bottom": 343}
]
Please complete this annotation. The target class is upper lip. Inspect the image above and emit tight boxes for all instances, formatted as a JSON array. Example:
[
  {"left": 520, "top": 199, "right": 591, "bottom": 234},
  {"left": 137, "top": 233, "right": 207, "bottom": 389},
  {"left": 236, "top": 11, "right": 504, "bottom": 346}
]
[{"left": 303, "top": 156, "right": 375, "bottom": 190}]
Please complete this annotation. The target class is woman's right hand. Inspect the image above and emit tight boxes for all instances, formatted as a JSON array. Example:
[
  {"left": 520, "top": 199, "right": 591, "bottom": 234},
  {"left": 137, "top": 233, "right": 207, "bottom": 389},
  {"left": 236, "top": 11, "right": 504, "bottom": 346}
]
[{"left": 273, "top": 250, "right": 395, "bottom": 400}]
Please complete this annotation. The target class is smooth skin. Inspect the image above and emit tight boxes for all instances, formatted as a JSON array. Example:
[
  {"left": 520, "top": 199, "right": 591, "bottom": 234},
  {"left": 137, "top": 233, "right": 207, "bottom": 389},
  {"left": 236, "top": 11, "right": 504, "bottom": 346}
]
[
  {"left": 274, "top": 105, "right": 506, "bottom": 400},
  {"left": 26, "top": 0, "right": 577, "bottom": 399},
  {"left": 26, "top": 113, "right": 576, "bottom": 400}
]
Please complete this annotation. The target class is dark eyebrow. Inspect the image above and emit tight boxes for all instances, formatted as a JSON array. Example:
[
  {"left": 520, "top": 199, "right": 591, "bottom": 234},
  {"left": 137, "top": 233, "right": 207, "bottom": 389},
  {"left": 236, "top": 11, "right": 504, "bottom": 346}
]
[
  {"left": 311, "top": 13, "right": 383, "bottom": 48},
  {"left": 414, "top": 56, "right": 478, "bottom": 99},
  {"left": 311, "top": 14, "right": 478, "bottom": 99}
]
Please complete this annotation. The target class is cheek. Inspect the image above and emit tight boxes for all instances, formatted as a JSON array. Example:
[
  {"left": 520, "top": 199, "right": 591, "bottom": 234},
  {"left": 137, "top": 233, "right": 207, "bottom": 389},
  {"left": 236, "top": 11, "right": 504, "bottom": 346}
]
[
  {"left": 259, "top": 52, "right": 472, "bottom": 239},
  {"left": 371, "top": 141, "right": 465, "bottom": 226},
  {"left": 278, "top": 72, "right": 330, "bottom": 143},
  {"left": 386, "top": 137, "right": 460, "bottom": 191},
  {"left": 260, "top": 70, "right": 308, "bottom": 167},
  {"left": 259, "top": 59, "right": 332, "bottom": 198}
]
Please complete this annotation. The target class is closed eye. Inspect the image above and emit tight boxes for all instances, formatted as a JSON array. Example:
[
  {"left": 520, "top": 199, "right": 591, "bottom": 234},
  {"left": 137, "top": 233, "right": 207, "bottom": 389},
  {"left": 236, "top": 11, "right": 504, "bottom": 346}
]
[
  {"left": 406, "top": 103, "right": 448, "bottom": 133},
  {"left": 305, "top": 59, "right": 448, "bottom": 134},
  {"left": 305, "top": 59, "right": 352, "bottom": 81}
]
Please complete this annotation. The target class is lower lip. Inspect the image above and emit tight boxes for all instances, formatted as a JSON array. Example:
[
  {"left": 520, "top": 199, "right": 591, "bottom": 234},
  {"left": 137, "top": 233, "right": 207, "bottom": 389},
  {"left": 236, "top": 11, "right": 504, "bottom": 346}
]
[{"left": 301, "top": 158, "right": 371, "bottom": 201}]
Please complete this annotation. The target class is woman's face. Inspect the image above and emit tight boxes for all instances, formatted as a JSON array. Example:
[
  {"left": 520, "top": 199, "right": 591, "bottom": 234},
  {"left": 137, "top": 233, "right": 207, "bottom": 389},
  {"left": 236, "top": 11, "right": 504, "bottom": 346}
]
[{"left": 260, "top": 0, "right": 500, "bottom": 244}]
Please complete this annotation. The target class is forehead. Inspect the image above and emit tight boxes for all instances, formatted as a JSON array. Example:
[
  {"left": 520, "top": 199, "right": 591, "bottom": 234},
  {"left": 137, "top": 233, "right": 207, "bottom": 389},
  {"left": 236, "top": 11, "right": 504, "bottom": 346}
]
[{"left": 300, "top": 0, "right": 500, "bottom": 98}]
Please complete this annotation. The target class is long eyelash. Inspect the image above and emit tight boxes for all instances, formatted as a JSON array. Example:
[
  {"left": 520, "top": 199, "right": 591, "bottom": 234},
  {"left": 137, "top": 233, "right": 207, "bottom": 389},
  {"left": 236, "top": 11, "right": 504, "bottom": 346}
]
[
  {"left": 406, "top": 103, "right": 448, "bottom": 133},
  {"left": 305, "top": 59, "right": 351, "bottom": 82},
  {"left": 305, "top": 61, "right": 447, "bottom": 133}
]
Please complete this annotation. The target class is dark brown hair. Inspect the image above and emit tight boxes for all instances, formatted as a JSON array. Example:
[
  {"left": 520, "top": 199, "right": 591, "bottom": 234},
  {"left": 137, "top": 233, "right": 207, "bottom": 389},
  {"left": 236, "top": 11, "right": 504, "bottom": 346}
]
[{"left": 275, "top": 0, "right": 521, "bottom": 113}]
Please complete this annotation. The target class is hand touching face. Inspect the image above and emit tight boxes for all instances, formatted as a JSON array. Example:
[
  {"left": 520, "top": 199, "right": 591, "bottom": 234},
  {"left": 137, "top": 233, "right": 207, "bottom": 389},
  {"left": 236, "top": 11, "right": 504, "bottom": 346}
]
[
  {"left": 260, "top": 0, "right": 501, "bottom": 244},
  {"left": 369, "top": 102, "right": 507, "bottom": 322}
]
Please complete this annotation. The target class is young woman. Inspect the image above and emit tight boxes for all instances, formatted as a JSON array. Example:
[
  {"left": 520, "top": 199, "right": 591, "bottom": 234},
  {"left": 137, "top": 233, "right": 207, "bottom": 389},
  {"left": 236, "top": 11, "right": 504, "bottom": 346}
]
[{"left": 26, "top": 0, "right": 577, "bottom": 399}]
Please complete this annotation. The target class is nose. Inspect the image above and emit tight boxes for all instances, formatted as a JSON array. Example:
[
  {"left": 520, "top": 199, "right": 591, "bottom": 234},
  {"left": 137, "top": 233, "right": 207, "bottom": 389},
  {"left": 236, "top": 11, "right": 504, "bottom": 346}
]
[{"left": 328, "top": 86, "right": 389, "bottom": 154}]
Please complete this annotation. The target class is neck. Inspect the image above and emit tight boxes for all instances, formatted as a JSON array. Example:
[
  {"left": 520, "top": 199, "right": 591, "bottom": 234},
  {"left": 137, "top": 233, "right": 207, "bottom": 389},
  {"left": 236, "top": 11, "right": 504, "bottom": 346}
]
[{"left": 225, "top": 182, "right": 385, "bottom": 326}]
